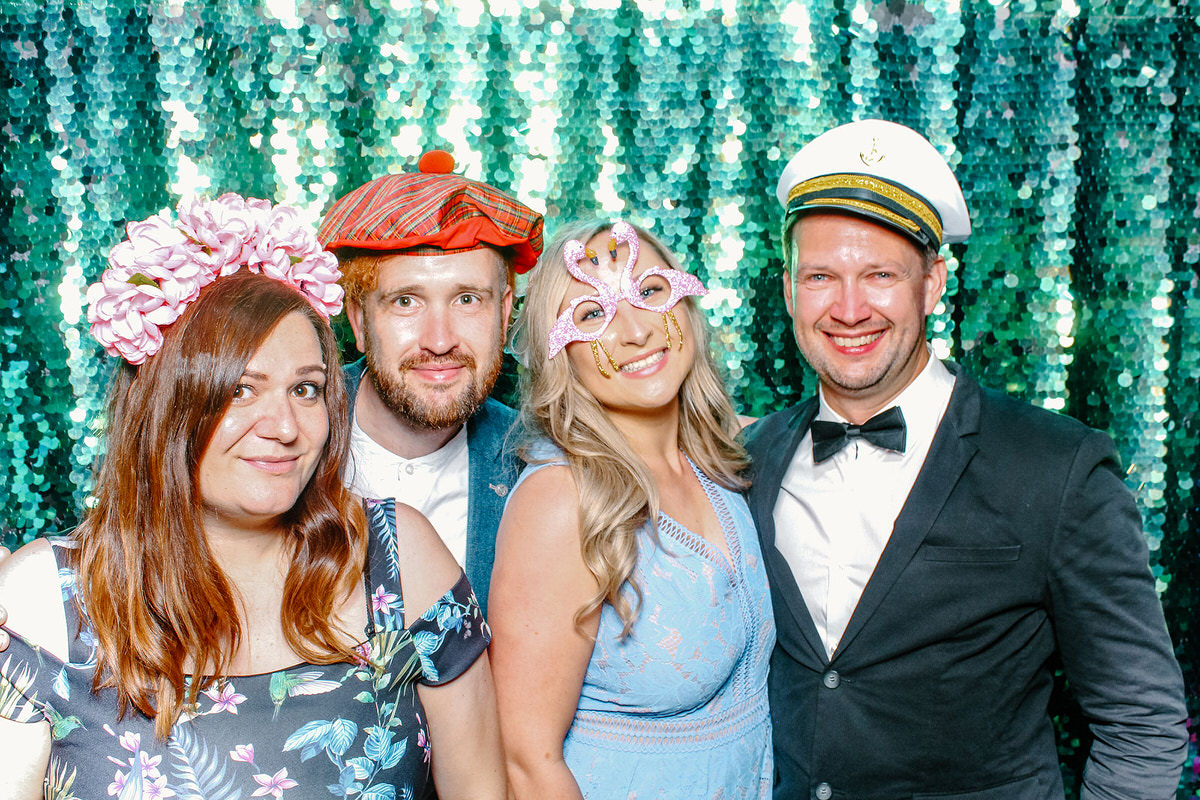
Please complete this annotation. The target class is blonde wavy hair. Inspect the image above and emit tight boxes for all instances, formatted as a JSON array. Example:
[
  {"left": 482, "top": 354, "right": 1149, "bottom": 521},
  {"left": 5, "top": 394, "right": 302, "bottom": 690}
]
[{"left": 510, "top": 219, "right": 748, "bottom": 637}]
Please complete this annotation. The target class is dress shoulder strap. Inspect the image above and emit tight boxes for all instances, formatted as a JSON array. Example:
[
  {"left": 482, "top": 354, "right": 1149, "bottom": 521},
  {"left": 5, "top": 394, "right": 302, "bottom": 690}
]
[
  {"left": 362, "top": 497, "right": 406, "bottom": 629},
  {"left": 45, "top": 538, "right": 96, "bottom": 666}
]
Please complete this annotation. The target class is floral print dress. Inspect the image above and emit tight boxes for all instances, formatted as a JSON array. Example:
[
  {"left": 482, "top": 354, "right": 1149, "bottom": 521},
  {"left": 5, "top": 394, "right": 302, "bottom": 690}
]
[{"left": 0, "top": 498, "right": 488, "bottom": 800}]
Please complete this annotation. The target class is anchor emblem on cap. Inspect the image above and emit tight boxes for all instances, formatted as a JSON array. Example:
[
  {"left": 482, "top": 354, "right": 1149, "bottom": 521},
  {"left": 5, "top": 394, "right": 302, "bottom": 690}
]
[{"left": 859, "top": 138, "right": 885, "bottom": 166}]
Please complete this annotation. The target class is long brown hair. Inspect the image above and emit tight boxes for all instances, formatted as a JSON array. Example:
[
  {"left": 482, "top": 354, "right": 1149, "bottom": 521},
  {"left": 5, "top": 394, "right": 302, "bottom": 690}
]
[
  {"left": 72, "top": 271, "right": 367, "bottom": 738},
  {"left": 511, "top": 219, "right": 748, "bottom": 637}
]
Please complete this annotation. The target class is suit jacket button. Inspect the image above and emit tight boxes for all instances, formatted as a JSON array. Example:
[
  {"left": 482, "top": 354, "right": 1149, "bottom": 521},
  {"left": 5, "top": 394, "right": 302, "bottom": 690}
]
[
  {"left": 822, "top": 670, "right": 840, "bottom": 689},
  {"left": 815, "top": 782, "right": 833, "bottom": 800}
]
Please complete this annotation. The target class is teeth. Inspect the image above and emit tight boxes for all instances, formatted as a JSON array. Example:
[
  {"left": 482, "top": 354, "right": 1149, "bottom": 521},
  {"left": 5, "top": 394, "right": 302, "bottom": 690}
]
[
  {"left": 620, "top": 350, "right": 666, "bottom": 372},
  {"left": 831, "top": 332, "right": 883, "bottom": 347}
]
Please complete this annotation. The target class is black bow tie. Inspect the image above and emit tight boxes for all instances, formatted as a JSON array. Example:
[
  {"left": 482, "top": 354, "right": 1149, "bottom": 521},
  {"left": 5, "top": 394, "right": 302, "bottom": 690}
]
[{"left": 810, "top": 406, "right": 907, "bottom": 463}]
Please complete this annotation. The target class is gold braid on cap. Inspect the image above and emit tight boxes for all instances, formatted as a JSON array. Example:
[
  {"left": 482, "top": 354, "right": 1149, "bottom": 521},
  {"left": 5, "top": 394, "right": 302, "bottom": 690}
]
[{"left": 787, "top": 173, "right": 943, "bottom": 246}]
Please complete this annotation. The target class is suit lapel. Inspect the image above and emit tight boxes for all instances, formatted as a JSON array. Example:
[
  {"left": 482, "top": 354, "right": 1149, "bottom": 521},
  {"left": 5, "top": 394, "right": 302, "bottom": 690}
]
[
  {"left": 833, "top": 367, "right": 982, "bottom": 660},
  {"left": 750, "top": 402, "right": 814, "bottom": 550},
  {"left": 750, "top": 400, "right": 828, "bottom": 666}
]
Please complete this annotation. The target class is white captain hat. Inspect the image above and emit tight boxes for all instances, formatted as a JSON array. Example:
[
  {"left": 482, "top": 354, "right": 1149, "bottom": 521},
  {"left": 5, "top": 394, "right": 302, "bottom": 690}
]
[{"left": 776, "top": 119, "right": 971, "bottom": 249}]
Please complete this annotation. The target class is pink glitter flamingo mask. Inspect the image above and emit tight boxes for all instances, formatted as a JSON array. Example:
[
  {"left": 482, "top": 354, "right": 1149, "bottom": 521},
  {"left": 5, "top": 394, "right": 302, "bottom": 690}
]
[{"left": 547, "top": 222, "right": 707, "bottom": 376}]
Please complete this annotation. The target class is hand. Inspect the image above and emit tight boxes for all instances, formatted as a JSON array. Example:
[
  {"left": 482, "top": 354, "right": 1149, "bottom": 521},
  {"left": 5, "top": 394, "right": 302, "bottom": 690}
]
[{"left": 0, "top": 545, "right": 9, "bottom": 652}]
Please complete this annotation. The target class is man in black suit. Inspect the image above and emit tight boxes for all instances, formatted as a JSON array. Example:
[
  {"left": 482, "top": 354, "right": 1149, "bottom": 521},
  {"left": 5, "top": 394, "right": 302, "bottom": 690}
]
[{"left": 745, "top": 119, "right": 1187, "bottom": 799}]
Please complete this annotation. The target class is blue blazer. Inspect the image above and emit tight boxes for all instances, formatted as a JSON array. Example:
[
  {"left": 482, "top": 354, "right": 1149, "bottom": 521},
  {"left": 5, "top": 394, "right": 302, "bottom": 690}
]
[
  {"left": 744, "top": 363, "right": 1187, "bottom": 800},
  {"left": 344, "top": 360, "right": 521, "bottom": 618}
]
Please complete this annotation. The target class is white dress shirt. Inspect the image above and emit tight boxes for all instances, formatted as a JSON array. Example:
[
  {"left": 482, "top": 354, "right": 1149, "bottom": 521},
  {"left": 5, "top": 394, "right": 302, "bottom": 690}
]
[
  {"left": 346, "top": 418, "right": 471, "bottom": 566},
  {"left": 773, "top": 355, "right": 956, "bottom": 659}
]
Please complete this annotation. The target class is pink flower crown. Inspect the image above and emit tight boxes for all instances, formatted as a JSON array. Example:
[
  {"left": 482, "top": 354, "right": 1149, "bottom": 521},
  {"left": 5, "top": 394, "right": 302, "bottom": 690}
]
[{"left": 86, "top": 193, "right": 344, "bottom": 365}]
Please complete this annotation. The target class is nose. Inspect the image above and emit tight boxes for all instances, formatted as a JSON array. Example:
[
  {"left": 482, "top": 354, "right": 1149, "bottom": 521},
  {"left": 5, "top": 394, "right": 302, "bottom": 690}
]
[
  {"left": 417, "top": 305, "right": 456, "bottom": 356},
  {"left": 611, "top": 303, "right": 654, "bottom": 349},
  {"left": 257, "top": 392, "right": 300, "bottom": 443},
  {"left": 828, "top": 279, "right": 871, "bottom": 327}
]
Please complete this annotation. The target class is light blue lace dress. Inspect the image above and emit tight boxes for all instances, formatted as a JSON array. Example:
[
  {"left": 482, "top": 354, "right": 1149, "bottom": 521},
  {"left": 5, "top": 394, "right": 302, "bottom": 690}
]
[{"left": 513, "top": 450, "right": 775, "bottom": 799}]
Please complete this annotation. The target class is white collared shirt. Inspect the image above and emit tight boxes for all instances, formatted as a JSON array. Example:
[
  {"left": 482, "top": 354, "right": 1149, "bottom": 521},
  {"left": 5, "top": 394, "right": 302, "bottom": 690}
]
[
  {"left": 773, "top": 355, "right": 956, "bottom": 659},
  {"left": 346, "top": 417, "right": 471, "bottom": 566}
]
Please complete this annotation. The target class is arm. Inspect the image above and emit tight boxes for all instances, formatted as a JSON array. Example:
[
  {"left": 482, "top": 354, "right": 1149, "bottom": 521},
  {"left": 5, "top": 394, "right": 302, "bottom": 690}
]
[
  {"left": 418, "top": 652, "right": 504, "bottom": 799},
  {"left": 0, "top": 545, "right": 8, "bottom": 652},
  {"left": 1047, "top": 432, "right": 1188, "bottom": 800},
  {"left": 391, "top": 504, "right": 505, "bottom": 800},
  {"left": 0, "top": 540, "right": 58, "bottom": 798},
  {"left": 488, "top": 467, "right": 600, "bottom": 800},
  {"left": 0, "top": 718, "right": 48, "bottom": 800}
]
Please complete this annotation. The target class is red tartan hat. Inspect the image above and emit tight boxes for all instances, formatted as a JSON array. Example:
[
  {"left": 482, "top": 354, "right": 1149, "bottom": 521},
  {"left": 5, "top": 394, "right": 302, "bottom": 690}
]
[{"left": 317, "top": 151, "right": 544, "bottom": 274}]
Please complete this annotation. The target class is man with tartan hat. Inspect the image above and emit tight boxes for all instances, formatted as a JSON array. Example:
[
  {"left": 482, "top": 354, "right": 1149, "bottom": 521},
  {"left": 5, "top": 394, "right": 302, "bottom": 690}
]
[{"left": 319, "top": 150, "right": 543, "bottom": 616}]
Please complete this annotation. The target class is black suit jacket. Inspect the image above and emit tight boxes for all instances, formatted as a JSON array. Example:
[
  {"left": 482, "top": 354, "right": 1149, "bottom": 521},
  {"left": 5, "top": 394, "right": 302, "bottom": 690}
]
[{"left": 744, "top": 365, "right": 1187, "bottom": 800}]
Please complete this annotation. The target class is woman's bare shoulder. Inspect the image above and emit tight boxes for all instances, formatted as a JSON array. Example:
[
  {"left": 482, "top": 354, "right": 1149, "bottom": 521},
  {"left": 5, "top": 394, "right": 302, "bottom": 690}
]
[
  {"left": 503, "top": 464, "right": 579, "bottom": 534},
  {"left": 0, "top": 538, "right": 68, "bottom": 659},
  {"left": 387, "top": 502, "right": 463, "bottom": 618}
]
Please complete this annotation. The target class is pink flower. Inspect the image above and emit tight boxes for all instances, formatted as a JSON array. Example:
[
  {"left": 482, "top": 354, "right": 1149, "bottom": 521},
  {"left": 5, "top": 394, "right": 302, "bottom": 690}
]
[
  {"left": 371, "top": 585, "right": 400, "bottom": 616},
  {"left": 255, "top": 205, "right": 315, "bottom": 264},
  {"left": 177, "top": 193, "right": 266, "bottom": 272},
  {"left": 248, "top": 205, "right": 344, "bottom": 319},
  {"left": 87, "top": 215, "right": 212, "bottom": 365},
  {"left": 417, "top": 712, "right": 431, "bottom": 763},
  {"left": 230, "top": 744, "right": 255, "bottom": 764},
  {"left": 138, "top": 751, "right": 163, "bottom": 779},
  {"left": 107, "top": 770, "right": 127, "bottom": 796},
  {"left": 204, "top": 682, "right": 247, "bottom": 714},
  {"left": 286, "top": 251, "right": 344, "bottom": 319},
  {"left": 87, "top": 194, "right": 343, "bottom": 365},
  {"left": 252, "top": 767, "right": 299, "bottom": 798},
  {"left": 117, "top": 731, "right": 141, "bottom": 753},
  {"left": 145, "top": 776, "right": 176, "bottom": 799}
]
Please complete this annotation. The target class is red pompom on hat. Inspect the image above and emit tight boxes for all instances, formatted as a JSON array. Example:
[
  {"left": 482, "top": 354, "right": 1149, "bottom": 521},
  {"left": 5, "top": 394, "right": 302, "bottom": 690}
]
[
  {"left": 417, "top": 149, "right": 456, "bottom": 174},
  {"left": 317, "top": 150, "right": 543, "bottom": 274}
]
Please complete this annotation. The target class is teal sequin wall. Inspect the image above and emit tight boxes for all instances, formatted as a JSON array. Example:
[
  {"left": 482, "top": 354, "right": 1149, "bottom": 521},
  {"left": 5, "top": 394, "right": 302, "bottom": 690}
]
[{"left": 1, "top": 1, "right": 1197, "bottom": 793}]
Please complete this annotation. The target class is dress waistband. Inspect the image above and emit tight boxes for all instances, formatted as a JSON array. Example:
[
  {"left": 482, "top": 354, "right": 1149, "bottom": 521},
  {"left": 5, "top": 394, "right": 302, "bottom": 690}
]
[{"left": 567, "top": 692, "right": 770, "bottom": 753}]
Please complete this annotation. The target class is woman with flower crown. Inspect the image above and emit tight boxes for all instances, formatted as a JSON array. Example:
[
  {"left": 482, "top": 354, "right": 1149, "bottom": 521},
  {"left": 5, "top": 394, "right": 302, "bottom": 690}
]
[
  {"left": 0, "top": 195, "right": 504, "bottom": 799},
  {"left": 488, "top": 219, "right": 774, "bottom": 799}
]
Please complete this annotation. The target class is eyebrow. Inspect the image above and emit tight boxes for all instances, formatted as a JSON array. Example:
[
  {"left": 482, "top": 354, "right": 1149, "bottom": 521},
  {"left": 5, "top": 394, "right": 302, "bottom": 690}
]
[
  {"left": 381, "top": 283, "right": 497, "bottom": 298},
  {"left": 793, "top": 260, "right": 909, "bottom": 271},
  {"left": 241, "top": 365, "right": 327, "bottom": 380}
]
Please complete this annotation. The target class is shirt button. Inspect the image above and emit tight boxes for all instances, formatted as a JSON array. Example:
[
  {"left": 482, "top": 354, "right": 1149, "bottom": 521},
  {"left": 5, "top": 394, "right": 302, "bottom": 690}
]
[
  {"left": 815, "top": 782, "right": 833, "bottom": 800},
  {"left": 405, "top": 464, "right": 414, "bottom": 475},
  {"left": 822, "top": 670, "right": 840, "bottom": 689}
]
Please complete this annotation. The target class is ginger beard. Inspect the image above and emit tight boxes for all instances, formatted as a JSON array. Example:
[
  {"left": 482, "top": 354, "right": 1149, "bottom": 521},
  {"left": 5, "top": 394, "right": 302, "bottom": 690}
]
[{"left": 361, "top": 309, "right": 505, "bottom": 431}]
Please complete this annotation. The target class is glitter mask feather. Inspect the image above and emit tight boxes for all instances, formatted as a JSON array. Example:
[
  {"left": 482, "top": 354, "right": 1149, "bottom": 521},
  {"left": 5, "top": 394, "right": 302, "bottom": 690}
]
[{"left": 547, "top": 221, "right": 707, "bottom": 359}]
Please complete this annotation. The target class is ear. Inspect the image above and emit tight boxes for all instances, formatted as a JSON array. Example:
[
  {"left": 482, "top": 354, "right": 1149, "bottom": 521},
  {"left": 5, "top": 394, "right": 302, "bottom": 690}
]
[
  {"left": 346, "top": 299, "right": 368, "bottom": 354},
  {"left": 923, "top": 255, "right": 948, "bottom": 316},
  {"left": 782, "top": 268, "right": 796, "bottom": 317},
  {"left": 500, "top": 282, "right": 515, "bottom": 330}
]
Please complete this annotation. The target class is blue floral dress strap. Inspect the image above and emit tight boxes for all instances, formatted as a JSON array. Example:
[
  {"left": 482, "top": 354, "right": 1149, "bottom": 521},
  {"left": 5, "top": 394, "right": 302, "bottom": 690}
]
[{"left": 362, "top": 496, "right": 490, "bottom": 686}]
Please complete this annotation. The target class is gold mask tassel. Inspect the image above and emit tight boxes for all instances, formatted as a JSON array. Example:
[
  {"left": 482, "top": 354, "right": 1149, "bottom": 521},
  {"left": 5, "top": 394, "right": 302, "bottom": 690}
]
[
  {"left": 590, "top": 340, "right": 621, "bottom": 378},
  {"left": 666, "top": 310, "right": 685, "bottom": 349}
]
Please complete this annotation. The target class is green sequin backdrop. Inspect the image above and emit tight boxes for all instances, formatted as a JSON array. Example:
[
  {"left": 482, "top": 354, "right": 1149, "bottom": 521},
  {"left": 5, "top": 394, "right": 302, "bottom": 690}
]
[{"left": 1, "top": 1, "right": 1197, "bottom": 793}]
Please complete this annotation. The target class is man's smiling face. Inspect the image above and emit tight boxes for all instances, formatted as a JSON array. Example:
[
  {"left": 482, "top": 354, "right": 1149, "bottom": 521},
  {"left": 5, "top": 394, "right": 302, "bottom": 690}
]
[{"left": 784, "top": 212, "right": 946, "bottom": 423}]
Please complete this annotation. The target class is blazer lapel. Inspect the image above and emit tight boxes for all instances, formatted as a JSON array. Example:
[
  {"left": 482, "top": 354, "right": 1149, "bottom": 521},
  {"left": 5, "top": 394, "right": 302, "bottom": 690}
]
[
  {"left": 750, "top": 400, "right": 828, "bottom": 666},
  {"left": 750, "top": 402, "right": 814, "bottom": 550},
  {"left": 833, "top": 366, "right": 982, "bottom": 660}
]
